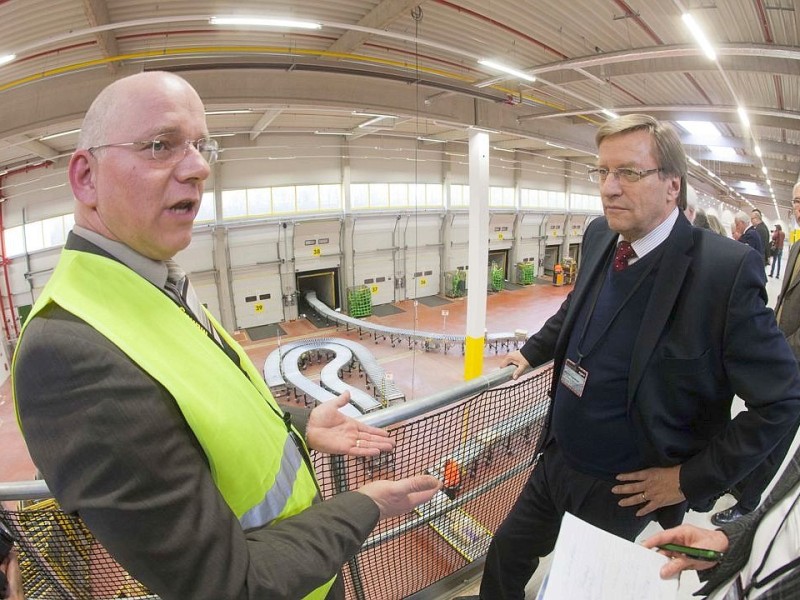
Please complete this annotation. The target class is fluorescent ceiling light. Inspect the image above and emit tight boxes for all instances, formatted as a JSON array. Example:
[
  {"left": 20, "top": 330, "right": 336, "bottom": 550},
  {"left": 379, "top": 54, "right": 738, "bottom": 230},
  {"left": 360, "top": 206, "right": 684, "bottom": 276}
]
[
  {"left": 353, "top": 111, "right": 393, "bottom": 118},
  {"left": 210, "top": 132, "right": 236, "bottom": 137},
  {"left": 470, "top": 126, "right": 500, "bottom": 134},
  {"left": 546, "top": 141, "right": 566, "bottom": 149},
  {"left": 709, "top": 146, "right": 738, "bottom": 161},
  {"left": 601, "top": 109, "right": 619, "bottom": 119},
  {"left": 209, "top": 16, "right": 321, "bottom": 29},
  {"left": 0, "top": 54, "right": 15, "bottom": 67},
  {"left": 754, "top": 145, "right": 762, "bottom": 158},
  {"left": 678, "top": 120, "right": 719, "bottom": 138},
  {"left": 739, "top": 181, "right": 760, "bottom": 192},
  {"left": 761, "top": 166, "right": 768, "bottom": 175},
  {"left": 737, "top": 106, "right": 750, "bottom": 128},
  {"left": 314, "top": 130, "right": 353, "bottom": 136},
  {"left": 358, "top": 115, "right": 393, "bottom": 128},
  {"left": 418, "top": 137, "right": 446, "bottom": 143},
  {"left": 40, "top": 128, "right": 81, "bottom": 141},
  {"left": 478, "top": 59, "right": 535, "bottom": 82},
  {"left": 682, "top": 13, "right": 716, "bottom": 61},
  {"left": 206, "top": 109, "right": 253, "bottom": 115}
]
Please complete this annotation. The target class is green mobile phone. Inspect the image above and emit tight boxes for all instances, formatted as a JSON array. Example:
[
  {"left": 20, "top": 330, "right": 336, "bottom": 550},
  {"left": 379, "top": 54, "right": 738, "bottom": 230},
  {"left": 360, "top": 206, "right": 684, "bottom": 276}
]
[{"left": 658, "top": 543, "right": 724, "bottom": 562}]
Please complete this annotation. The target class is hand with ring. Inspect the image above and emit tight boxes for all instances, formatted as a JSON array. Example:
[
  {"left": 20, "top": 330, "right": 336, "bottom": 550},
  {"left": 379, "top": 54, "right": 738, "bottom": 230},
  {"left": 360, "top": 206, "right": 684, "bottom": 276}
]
[
  {"left": 306, "top": 391, "right": 396, "bottom": 457},
  {"left": 612, "top": 465, "right": 686, "bottom": 517}
]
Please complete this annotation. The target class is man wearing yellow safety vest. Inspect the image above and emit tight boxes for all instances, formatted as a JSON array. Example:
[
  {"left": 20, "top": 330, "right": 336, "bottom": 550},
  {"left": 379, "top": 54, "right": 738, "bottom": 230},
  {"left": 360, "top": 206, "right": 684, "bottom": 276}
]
[{"left": 12, "top": 71, "right": 440, "bottom": 600}]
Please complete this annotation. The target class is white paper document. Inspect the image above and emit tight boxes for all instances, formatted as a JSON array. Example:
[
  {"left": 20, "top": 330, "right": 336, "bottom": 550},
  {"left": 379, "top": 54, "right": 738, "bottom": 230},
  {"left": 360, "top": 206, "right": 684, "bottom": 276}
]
[{"left": 541, "top": 512, "right": 679, "bottom": 600}]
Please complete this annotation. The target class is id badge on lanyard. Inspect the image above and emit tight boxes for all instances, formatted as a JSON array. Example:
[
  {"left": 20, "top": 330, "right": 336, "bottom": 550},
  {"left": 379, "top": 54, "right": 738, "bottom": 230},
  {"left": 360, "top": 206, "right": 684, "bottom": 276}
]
[{"left": 560, "top": 358, "right": 588, "bottom": 397}]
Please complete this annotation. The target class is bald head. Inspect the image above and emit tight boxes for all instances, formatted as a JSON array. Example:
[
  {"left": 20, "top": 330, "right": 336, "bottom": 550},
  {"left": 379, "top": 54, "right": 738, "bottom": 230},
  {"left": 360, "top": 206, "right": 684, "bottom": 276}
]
[
  {"left": 69, "top": 70, "right": 211, "bottom": 260},
  {"left": 77, "top": 72, "right": 202, "bottom": 149}
]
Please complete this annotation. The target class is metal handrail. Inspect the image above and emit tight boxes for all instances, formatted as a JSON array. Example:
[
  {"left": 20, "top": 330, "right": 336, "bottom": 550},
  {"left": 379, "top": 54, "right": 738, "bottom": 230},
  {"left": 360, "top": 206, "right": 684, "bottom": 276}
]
[
  {"left": 0, "top": 364, "right": 535, "bottom": 500},
  {"left": 0, "top": 479, "right": 50, "bottom": 501}
]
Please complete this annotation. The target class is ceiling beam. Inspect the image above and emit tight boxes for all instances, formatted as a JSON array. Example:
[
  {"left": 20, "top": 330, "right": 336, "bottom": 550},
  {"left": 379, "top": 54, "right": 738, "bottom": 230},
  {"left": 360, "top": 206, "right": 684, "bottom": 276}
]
[
  {"left": 327, "top": 0, "right": 428, "bottom": 54},
  {"left": 4, "top": 135, "right": 60, "bottom": 160},
  {"left": 249, "top": 109, "right": 284, "bottom": 141},
  {"left": 80, "top": 0, "right": 120, "bottom": 74}
]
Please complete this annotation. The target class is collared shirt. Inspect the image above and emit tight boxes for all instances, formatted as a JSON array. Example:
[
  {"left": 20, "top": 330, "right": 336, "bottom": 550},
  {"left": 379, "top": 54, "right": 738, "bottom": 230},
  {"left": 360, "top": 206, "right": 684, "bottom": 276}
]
[
  {"left": 617, "top": 207, "right": 679, "bottom": 266},
  {"left": 73, "top": 225, "right": 170, "bottom": 289}
]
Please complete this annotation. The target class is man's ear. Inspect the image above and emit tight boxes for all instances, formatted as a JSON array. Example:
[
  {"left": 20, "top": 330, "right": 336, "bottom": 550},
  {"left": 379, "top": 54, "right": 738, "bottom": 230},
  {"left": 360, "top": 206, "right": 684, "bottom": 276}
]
[
  {"left": 68, "top": 150, "right": 98, "bottom": 208},
  {"left": 666, "top": 175, "right": 681, "bottom": 204}
]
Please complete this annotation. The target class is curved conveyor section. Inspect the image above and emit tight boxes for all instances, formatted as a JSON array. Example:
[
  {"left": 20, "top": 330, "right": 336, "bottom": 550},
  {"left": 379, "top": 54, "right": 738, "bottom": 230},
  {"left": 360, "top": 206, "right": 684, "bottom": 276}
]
[
  {"left": 303, "top": 291, "right": 525, "bottom": 354},
  {"left": 264, "top": 337, "right": 404, "bottom": 415}
]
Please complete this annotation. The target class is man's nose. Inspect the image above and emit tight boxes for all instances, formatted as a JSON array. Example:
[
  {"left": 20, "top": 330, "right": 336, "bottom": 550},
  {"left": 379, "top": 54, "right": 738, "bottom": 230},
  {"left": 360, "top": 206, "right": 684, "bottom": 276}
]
[{"left": 600, "top": 172, "right": 622, "bottom": 195}]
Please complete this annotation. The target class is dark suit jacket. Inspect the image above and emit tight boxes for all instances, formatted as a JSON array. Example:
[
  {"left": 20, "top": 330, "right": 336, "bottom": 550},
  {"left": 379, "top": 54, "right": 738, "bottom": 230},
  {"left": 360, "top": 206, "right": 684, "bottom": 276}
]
[
  {"left": 14, "top": 238, "right": 379, "bottom": 600},
  {"left": 757, "top": 221, "right": 771, "bottom": 264},
  {"left": 776, "top": 242, "right": 800, "bottom": 360},
  {"left": 699, "top": 445, "right": 800, "bottom": 598},
  {"left": 520, "top": 214, "right": 800, "bottom": 510},
  {"left": 740, "top": 226, "right": 764, "bottom": 257}
]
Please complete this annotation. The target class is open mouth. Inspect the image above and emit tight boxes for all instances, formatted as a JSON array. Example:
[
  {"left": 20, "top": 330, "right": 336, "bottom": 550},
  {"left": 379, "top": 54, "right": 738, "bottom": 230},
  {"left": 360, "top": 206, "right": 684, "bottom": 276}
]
[{"left": 169, "top": 200, "right": 196, "bottom": 214}]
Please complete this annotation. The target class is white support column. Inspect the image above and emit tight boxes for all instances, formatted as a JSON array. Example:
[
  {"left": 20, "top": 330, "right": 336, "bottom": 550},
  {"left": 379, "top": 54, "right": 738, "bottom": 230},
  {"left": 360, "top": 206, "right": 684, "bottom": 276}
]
[{"left": 464, "top": 129, "right": 490, "bottom": 380}]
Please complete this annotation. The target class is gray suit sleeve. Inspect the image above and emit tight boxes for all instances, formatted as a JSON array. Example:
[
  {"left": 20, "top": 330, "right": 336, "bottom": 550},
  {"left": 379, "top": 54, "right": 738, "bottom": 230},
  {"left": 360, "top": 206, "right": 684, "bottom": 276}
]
[{"left": 15, "top": 307, "right": 379, "bottom": 600}]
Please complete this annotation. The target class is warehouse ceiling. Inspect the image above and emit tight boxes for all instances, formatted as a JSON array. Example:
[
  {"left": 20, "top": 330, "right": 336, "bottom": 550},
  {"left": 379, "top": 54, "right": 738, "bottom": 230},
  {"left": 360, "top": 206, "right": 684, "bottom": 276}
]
[{"left": 0, "top": 0, "right": 798, "bottom": 218}]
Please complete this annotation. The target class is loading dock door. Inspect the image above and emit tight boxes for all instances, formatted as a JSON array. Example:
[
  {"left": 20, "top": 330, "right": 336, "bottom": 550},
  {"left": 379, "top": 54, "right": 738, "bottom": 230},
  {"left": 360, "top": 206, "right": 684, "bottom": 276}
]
[{"left": 297, "top": 268, "right": 340, "bottom": 314}]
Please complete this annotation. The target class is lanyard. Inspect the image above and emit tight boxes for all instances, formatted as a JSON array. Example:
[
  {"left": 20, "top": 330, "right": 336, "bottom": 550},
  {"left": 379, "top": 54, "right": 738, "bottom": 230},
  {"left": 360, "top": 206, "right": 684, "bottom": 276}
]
[
  {"left": 573, "top": 245, "right": 657, "bottom": 365},
  {"left": 739, "top": 490, "right": 800, "bottom": 598}
]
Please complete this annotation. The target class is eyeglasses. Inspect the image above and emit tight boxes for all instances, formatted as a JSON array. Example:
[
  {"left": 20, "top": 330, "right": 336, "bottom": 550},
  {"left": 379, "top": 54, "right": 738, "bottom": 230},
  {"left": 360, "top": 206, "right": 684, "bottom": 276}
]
[
  {"left": 588, "top": 167, "right": 662, "bottom": 184},
  {"left": 88, "top": 135, "right": 219, "bottom": 165}
]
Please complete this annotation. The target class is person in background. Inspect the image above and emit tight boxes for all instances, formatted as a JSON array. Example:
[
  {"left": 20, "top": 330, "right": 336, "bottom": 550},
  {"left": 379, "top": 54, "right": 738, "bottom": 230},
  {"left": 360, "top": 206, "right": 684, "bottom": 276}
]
[
  {"left": 707, "top": 214, "right": 728, "bottom": 237},
  {"left": 685, "top": 199, "right": 697, "bottom": 224},
  {"left": 644, "top": 442, "right": 800, "bottom": 599},
  {"left": 735, "top": 211, "right": 764, "bottom": 256},
  {"left": 769, "top": 224, "right": 786, "bottom": 278},
  {"left": 752, "top": 208, "right": 771, "bottom": 267},
  {"left": 12, "top": 71, "right": 440, "bottom": 600},
  {"left": 710, "top": 193, "right": 800, "bottom": 528},
  {"left": 457, "top": 114, "right": 800, "bottom": 600},
  {"left": 693, "top": 207, "right": 710, "bottom": 230},
  {"left": 776, "top": 185, "right": 800, "bottom": 361}
]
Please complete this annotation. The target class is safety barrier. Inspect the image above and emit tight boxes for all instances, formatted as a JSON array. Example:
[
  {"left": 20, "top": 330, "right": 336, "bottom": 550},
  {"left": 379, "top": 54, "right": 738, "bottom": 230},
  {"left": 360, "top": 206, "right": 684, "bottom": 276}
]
[{"left": 0, "top": 363, "right": 553, "bottom": 599}]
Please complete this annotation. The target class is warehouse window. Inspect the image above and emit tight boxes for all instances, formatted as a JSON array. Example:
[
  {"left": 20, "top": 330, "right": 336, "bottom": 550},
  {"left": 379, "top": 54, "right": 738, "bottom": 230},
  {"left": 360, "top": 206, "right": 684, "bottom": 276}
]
[
  {"left": 3, "top": 213, "right": 75, "bottom": 257},
  {"left": 221, "top": 184, "right": 342, "bottom": 219}
]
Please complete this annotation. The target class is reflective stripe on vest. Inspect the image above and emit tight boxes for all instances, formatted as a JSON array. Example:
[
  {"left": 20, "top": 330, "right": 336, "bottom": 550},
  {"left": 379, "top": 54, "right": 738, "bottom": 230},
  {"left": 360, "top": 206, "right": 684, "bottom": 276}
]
[
  {"left": 13, "top": 249, "right": 335, "bottom": 600},
  {"left": 240, "top": 435, "right": 304, "bottom": 530}
]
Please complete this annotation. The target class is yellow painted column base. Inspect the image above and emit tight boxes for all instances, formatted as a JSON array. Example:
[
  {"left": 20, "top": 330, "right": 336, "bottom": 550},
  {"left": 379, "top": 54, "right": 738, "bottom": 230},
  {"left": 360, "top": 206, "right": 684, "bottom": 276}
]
[{"left": 463, "top": 335, "right": 485, "bottom": 380}]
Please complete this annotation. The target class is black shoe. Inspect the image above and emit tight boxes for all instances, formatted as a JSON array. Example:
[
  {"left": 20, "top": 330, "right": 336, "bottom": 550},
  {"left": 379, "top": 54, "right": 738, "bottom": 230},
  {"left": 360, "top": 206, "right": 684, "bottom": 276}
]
[
  {"left": 710, "top": 504, "right": 750, "bottom": 526},
  {"left": 452, "top": 597, "right": 480, "bottom": 600}
]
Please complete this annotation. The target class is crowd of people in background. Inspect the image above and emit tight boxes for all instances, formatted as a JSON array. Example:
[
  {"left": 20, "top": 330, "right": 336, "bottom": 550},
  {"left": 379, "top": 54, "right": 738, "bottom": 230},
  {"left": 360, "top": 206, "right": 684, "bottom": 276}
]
[{"left": 689, "top": 202, "right": 792, "bottom": 280}]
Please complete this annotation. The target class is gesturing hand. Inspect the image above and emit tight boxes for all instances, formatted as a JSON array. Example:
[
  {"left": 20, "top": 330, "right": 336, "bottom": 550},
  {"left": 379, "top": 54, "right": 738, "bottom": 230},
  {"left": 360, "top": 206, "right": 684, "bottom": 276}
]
[
  {"left": 358, "top": 475, "right": 442, "bottom": 519},
  {"left": 306, "top": 391, "right": 395, "bottom": 456}
]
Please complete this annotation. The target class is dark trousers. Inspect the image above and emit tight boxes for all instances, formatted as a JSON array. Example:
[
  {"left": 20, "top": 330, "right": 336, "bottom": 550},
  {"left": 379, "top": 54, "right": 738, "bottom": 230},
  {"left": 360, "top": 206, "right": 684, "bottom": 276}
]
[{"left": 479, "top": 442, "right": 656, "bottom": 600}]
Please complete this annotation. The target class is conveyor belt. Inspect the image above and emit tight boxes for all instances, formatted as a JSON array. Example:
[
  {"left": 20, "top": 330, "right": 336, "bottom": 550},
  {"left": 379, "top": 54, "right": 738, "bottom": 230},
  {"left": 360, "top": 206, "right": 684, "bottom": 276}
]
[
  {"left": 303, "top": 291, "right": 526, "bottom": 354},
  {"left": 264, "top": 336, "right": 404, "bottom": 414}
]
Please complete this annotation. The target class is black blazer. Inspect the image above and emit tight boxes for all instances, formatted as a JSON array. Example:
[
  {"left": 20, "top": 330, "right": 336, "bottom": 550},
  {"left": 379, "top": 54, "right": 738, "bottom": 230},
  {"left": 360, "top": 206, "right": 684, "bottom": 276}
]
[
  {"left": 520, "top": 214, "right": 800, "bottom": 511},
  {"left": 740, "top": 226, "right": 764, "bottom": 257}
]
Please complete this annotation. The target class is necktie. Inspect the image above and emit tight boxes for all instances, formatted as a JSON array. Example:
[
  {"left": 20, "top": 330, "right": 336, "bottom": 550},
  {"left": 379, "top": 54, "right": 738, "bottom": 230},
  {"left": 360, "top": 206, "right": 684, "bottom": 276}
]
[
  {"left": 165, "top": 260, "right": 221, "bottom": 344},
  {"left": 613, "top": 241, "right": 636, "bottom": 272}
]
